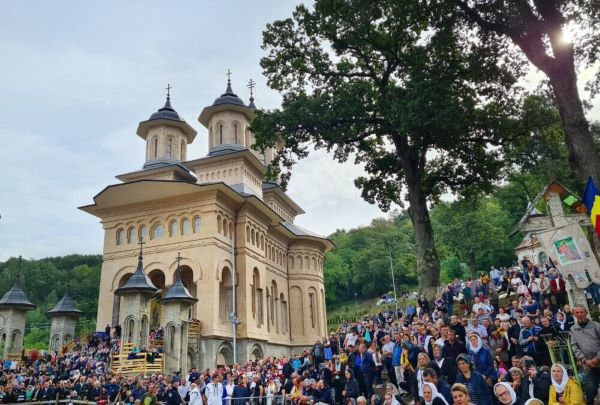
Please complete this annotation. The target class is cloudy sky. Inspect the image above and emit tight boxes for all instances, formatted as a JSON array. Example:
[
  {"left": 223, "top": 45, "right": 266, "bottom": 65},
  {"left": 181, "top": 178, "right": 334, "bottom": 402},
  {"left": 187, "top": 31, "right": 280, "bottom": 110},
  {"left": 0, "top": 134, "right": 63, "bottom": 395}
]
[{"left": 1, "top": 2, "right": 599, "bottom": 261}]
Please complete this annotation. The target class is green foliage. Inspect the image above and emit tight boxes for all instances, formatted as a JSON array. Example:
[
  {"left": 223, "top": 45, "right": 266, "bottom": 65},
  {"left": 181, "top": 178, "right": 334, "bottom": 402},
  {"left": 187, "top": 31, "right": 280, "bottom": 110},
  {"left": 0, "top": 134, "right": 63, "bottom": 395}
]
[{"left": 0, "top": 255, "right": 101, "bottom": 348}]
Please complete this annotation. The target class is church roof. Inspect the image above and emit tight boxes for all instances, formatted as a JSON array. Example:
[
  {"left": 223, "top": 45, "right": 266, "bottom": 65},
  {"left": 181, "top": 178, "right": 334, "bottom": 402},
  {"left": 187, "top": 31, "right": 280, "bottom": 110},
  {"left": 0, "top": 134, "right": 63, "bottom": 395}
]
[
  {"left": 160, "top": 268, "right": 198, "bottom": 305},
  {"left": 46, "top": 292, "right": 83, "bottom": 317},
  {"left": 137, "top": 95, "right": 197, "bottom": 143},
  {"left": 212, "top": 80, "right": 246, "bottom": 107},
  {"left": 148, "top": 96, "right": 185, "bottom": 122},
  {"left": 207, "top": 144, "right": 247, "bottom": 157},
  {"left": 0, "top": 278, "right": 36, "bottom": 310},
  {"left": 114, "top": 253, "right": 158, "bottom": 296}
]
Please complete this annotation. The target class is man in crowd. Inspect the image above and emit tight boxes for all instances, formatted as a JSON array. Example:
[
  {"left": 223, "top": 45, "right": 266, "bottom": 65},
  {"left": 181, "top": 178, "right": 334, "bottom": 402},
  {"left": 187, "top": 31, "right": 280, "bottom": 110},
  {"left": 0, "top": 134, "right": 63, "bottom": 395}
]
[{"left": 571, "top": 305, "right": 600, "bottom": 405}]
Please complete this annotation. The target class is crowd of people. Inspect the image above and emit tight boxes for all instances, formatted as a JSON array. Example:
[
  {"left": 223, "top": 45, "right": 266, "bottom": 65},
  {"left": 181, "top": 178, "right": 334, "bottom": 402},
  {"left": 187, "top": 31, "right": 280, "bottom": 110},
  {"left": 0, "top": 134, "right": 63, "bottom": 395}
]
[{"left": 0, "top": 259, "right": 599, "bottom": 405}]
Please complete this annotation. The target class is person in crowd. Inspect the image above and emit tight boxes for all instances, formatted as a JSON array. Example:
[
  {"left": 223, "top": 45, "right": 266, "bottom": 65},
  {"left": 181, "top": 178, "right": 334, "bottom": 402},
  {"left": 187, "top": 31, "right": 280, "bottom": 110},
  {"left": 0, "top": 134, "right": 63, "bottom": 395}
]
[
  {"left": 455, "top": 354, "right": 492, "bottom": 405},
  {"left": 422, "top": 382, "right": 448, "bottom": 405},
  {"left": 493, "top": 382, "right": 522, "bottom": 405},
  {"left": 450, "top": 383, "right": 472, "bottom": 405},
  {"left": 466, "top": 332, "right": 494, "bottom": 379},
  {"left": 422, "top": 368, "right": 452, "bottom": 405},
  {"left": 342, "top": 369, "right": 359, "bottom": 401},
  {"left": 569, "top": 305, "right": 600, "bottom": 405},
  {"left": 548, "top": 363, "right": 584, "bottom": 405}
]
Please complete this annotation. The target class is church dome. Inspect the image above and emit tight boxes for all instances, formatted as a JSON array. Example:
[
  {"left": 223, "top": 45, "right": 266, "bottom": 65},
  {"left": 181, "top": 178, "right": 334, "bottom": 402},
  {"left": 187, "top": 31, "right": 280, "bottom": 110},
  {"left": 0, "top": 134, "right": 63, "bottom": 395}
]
[
  {"left": 160, "top": 268, "right": 197, "bottom": 305},
  {"left": 148, "top": 96, "right": 185, "bottom": 122},
  {"left": 114, "top": 253, "right": 158, "bottom": 296},
  {"left": 212, "top": 81, "right": 246, "bottom": 107}
]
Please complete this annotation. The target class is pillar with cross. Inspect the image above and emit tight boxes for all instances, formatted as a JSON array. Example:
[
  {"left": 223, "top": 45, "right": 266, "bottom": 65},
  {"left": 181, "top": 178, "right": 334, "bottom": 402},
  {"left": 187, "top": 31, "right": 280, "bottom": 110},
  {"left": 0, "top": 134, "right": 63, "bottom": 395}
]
[{"left": 160, "top": 252, "right": 198, "bottom": 372}]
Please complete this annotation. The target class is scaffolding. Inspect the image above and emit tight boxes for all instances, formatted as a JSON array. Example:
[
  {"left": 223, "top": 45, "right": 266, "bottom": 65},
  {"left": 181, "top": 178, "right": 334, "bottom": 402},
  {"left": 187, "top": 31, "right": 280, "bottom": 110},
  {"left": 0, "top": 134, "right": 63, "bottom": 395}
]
[{"left": 540, "top": 331, "right": 581, "bottom": 386}]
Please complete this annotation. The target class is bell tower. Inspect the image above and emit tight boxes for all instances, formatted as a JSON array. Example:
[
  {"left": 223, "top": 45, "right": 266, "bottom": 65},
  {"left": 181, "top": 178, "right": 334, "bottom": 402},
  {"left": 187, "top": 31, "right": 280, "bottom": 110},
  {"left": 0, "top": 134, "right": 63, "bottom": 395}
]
[{"left": 136, "top": 86, "right": 197, "bottom": 167}]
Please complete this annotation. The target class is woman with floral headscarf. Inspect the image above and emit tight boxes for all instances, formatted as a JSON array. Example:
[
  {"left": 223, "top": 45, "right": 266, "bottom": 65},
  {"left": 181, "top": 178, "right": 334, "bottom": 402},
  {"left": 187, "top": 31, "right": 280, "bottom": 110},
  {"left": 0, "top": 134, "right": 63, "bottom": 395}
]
[{"left": 548, "top": 364, "right": 583, "bottom": 405}]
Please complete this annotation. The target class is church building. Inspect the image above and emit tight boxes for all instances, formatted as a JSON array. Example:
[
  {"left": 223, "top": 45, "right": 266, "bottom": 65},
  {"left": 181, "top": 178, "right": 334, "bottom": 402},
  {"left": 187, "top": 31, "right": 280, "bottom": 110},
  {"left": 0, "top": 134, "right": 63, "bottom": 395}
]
[{"left": 80, "top": 76, "right": 332, "bottom": 368}]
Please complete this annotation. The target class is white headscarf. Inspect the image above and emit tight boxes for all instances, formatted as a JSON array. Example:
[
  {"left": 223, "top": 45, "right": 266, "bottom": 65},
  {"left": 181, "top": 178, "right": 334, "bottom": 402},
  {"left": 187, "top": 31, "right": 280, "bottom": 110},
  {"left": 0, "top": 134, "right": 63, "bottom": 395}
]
[
  {"left": 423, "top": 382, "right": 448, "bottom": 405},
  {"left": 551, "top": 364, "right": 569, "bottom": 394},
  {"left": 494, "top": 382, "right": 517, "bottom": 405},
  {"left": 468, "top": 333, "right": 483, "bottom": 354}
]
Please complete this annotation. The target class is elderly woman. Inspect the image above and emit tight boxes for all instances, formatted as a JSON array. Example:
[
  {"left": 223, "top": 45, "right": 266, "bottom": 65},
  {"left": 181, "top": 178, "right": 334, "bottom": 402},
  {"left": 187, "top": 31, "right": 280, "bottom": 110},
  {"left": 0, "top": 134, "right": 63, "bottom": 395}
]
[
  {"left": 423, "top": 382, "right": 448, "bottom": 405},
  {"left": 450, "top": 383, "right": 473, "bottom": 405},
  {"left": 467, "top": 333, "right": 495, "bottom": 382},
  {"left": 493, "top": 382, "right": 522, "bottom": 405},
  {"left": 508, "top": 367, "right": 530, "bottom": 402},
  {"left": 548, "top": 363, "right": 584, "bottom": 405},
  {"left": 455, "top": 354, "right": 492, "bottom": 405}
]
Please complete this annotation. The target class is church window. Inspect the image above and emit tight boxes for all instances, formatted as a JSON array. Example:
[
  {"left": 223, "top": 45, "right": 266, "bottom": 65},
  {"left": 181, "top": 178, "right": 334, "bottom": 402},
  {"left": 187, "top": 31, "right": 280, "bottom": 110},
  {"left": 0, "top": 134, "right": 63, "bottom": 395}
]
[
  {"left": 308, "top": 293, "right": 315, "bottom": 328},
  {"left": 234, "top": 123, "right": 238, "bottom": 144},
  {"left": 251, "top": 229, "right": 255, "bottom": 245},
  {"left": 217, "top": 216, "right": 222, "bottom": 233},
  {"left": 151, "top": 223, "right": 165, "bottom": 239},
  {"left": 116, "top": 228, "right": 125, "bottom": 245},
  {"left": 182, "top": 218, "right": 191, "bottom": 235},
  {"left": 260, "top": 235, "right": 264, "bottom": 250},
  {"left": 139, "top": 225, "right": 148, "bottom": 241},
  {"left": 223, "top": 219, "right": 228, "bottom": 237},
  {"left": 169, "top": 220, "right": 178, "bottom": 237},
  {"left": 168, "top": 324, "right": 176, "bottom": 353},
  {"left": 193, "top": 217, "right": 201, "bottom": 233},
  {"left": 229, "top": 223, "right": 233, "bottom": 240},
  {"left": 167, "top": 138, "right": 173, "bottom": 158},
  {"left": 281, "top": 297, "right": 288, "bottom": 334},
  {"left": 257, "top": 288, "right": 264, "bottom": 326},
  {"left": 181, "top": 140, "right": 185, "bottom": 160},
  {"left": 154, "top": 137, "right": 158, "bottom": 158},
  {"left": 127, "top": 227, "right": 136, "bottom": 244},
  {"left": 219, "top": 124, "right": 223, "bottom": 144}
]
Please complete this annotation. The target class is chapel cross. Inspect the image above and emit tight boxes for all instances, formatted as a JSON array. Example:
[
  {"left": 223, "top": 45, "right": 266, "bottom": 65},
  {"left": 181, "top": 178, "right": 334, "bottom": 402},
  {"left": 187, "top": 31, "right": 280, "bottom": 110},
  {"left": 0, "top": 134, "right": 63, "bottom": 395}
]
[
  {"left": 226, "top": 69, "right": 232, "bottom": 84},
  {"left": 138, "top": 238, "right": 145, "bottom": 258},
  {"left": 247, "top": 79, "right": 256, "bottom": 97},
  {"left": 17, "top": 255, "right": 22, "bottom": 281},
  {"left": 176, "top": 252, "right": 182, "bottom": 268},
  {"left": 166, "top": 83, "right": 172, "bottom": 98}
]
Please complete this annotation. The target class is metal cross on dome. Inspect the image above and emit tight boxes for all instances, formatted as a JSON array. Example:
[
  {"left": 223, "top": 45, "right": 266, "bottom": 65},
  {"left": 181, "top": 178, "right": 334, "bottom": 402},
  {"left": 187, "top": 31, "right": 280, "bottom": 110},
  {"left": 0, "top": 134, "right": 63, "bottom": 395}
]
[
  {"left": 166, "top": 83, "right": 172, "bottom": 98},
  {"left": 226, "top": 69, "right": 232, "bottom": 82},
  {"left": 138, "top": 237, "right": 145, "bottom": 258},
  {"left": 247, "top": 79, "right": 256, "bottom": 96}
]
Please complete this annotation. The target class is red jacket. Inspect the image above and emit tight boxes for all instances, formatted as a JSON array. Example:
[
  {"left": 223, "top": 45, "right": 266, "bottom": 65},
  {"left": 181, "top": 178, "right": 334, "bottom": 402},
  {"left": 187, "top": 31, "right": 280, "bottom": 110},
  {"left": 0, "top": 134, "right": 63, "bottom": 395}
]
[{"left": 550, "top": 277, "right": 566, "bottom": 294}]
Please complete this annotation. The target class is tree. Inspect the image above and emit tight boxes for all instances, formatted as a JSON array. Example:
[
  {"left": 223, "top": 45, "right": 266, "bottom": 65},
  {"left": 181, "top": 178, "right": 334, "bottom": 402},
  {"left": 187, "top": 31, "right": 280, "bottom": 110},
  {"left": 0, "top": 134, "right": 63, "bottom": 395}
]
[
  {"left": 253, "top": 0, "right": 518, "bottom": 297},
  {"left": 443, "top": 0, "right": 600, "bottom": 184}
]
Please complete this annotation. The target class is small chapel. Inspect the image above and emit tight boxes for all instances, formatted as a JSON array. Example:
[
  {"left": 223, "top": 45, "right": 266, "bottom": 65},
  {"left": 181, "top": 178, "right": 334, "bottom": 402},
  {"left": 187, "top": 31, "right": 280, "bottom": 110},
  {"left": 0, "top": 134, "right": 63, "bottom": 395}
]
[{"left": 80, "top": 75, "right": 332, "bottom": 369}]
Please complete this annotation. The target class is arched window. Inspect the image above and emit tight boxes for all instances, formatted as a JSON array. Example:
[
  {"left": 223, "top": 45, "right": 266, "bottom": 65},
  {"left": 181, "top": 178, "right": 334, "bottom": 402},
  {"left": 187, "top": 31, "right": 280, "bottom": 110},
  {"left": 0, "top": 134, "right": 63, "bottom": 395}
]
[
  {"left": 169, "top": 220, "right": 178, "bottom": 237},
  {"left": 151, "top": 223, "right": 165, "bottom": 239},
  {"left": 193, "top": 217, "right": 201, "bottom": 233},
  {"left": 181, "top": 218, "right": 191, "bottom": 235},
  {"left": 229, "top": 223, "right": 233, "bottom": 240},
  {"left": 217, "top": 216, "right": 222, "bottom": 233},
  {"left": 139, "top": 225, "right": 148, "bottom": 241},
  {"left": 246, "top": 226, "right": 251, "bottom": 243},
  {"left": 251, "top": 229, "right": 255, "bottom": 245},
  {"left": 154, "top": 137, "right": 158, "bottom": 158},
  {"left": 167, "top": 138, "right": 173, "bottom": 158},
  {"left": 234, "top": 122, "right": 238, "bottom": 144},
  {"left": 260, "top": 235, "right": 264, "bottom": 250},
  {"left": 223, "top": 219, "right": 228, "bottom": 237},
  {"left": 127, "top": 227, "right": 137, "bottom": 244},
  {"left": 116, "top": 228, "right": 125, "bottom": 245},
  {"left": 219, "top": 124, "right": 223, "bottom": 144},
  {"left": 168, "top": 324, "right": 176, "bottom": 353},
  {"left": 181, "top": 140, "right": 186, "bottom": 160}
]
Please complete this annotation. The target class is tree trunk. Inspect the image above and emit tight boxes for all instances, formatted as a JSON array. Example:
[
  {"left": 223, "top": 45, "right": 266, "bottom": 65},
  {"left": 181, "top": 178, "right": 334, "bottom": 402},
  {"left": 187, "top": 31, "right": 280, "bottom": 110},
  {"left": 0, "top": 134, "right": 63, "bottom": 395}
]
[
  {"left": 548, "top": 63, "right": 600, "bottom": 184},
  {"left": 405, "top": 175, "right": 441, "bottom": 300},
  {"left": 469, "top": 250, "right": 477, "bottom": 280}
]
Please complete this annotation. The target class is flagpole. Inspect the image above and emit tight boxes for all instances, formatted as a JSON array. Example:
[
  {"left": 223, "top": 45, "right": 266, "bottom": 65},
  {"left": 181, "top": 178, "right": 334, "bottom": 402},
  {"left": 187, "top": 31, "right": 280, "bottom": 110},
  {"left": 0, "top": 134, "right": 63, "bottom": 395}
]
[{"left": 389, "top": 252, "right": 398, "bottom": 313}]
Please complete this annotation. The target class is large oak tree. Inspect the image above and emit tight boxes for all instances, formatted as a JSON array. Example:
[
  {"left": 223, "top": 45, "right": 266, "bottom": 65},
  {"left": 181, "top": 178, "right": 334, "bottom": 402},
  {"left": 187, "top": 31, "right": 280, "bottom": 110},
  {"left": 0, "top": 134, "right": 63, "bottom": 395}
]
[
  {"left": 251, "top": 0, "right": 518, "bottom": 297},
  {"left": 444, "top": 0, "right": 600, "bottom": 183}
]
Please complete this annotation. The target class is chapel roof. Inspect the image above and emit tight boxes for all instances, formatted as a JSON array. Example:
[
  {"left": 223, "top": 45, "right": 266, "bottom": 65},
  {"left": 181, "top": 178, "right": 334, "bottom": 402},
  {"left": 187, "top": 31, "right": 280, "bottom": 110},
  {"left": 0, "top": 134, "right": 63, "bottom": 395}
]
[
  {"left": 0, "top": 278, "right": 36, "bottom": 310},
  {"left": 114, "top": 252, "right": 158, "bottom": 296},
  {"left": 46, "top": 292, "right": 83, "bottom": 317},
  {"left": 160, "top": 267, "right": 198, "bottom": 305}
]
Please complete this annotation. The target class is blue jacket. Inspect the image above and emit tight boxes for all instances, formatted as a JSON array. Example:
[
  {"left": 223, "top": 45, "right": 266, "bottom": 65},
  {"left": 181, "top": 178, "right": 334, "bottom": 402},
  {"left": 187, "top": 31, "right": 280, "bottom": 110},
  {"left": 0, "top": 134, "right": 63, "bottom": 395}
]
[
  {"left": 360, "top": 351, "right": 376, "bottom": 374},
  {"left": 456, "top": 371, "right": 492, "bottom": 405},
  {"left": 392, "top": 343, "right": 403, "bottom": 366},
  {"left": 519, "top": 326, "right": 540, "bottom": 355},
  {"left": 469, "top": 346, "right": 495, "bottom": 378}
]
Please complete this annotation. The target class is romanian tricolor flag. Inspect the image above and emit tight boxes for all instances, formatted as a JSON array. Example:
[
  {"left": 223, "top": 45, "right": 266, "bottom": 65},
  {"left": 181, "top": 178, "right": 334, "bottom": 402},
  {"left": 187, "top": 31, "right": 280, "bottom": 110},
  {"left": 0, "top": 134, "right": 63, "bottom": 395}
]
[{"left": 583, "top": 177, "right": 600, "bottom": 236}]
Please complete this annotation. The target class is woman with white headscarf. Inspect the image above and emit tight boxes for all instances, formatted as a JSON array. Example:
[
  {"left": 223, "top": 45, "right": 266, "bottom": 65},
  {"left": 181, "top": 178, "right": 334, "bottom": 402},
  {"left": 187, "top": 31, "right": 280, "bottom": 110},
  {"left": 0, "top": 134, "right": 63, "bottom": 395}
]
[
  {"left": 422, "top": 382, "right": 448, "bottom": 405},
  {"left": 467, "top": 332, "right": 495, "bottom": 381},
  {"left": 548, "top": 363, "right": 584, "bottom": 405},
  {"left": 493, "top": 382, "right": 522, "bottom": 405}
]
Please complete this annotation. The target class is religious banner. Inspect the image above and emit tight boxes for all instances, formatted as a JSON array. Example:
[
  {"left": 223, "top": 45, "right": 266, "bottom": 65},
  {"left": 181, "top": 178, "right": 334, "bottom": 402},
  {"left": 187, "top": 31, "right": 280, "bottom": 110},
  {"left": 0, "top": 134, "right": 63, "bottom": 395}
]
[{"left": 535, "top": 222, "right": 600, "bottom": 289}]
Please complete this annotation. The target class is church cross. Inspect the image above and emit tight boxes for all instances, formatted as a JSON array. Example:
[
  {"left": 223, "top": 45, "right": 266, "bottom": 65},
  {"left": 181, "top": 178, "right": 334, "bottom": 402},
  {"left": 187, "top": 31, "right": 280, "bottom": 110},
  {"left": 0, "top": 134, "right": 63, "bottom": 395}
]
[
  {"left": 166, "top": 83, "right": 172, "bottom": 98},
  {"left": 247, "top": 79, "right": 256, "bottom": 97},
  {"left": 17, "top": 255, "right": 22, "bottom": 281},
  {"left": 138, "top": 237, "right": 145, "bottom": 258},
  {"left": 176, "top": 252, "right": 182, "bottom": 268},
  {"left": 226, "top": 69, "right": 232, "bottom": 84}
]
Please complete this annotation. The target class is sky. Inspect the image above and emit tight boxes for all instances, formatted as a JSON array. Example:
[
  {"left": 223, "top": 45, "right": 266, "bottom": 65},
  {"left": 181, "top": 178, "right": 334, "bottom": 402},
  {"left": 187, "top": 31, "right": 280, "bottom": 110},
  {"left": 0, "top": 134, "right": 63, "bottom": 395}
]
[
  {"left": 0, "top": 0, "right": 392, "bottom": 261},
  {"left": 1, "top": 2, "right": 599, "bottom": 262}
]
